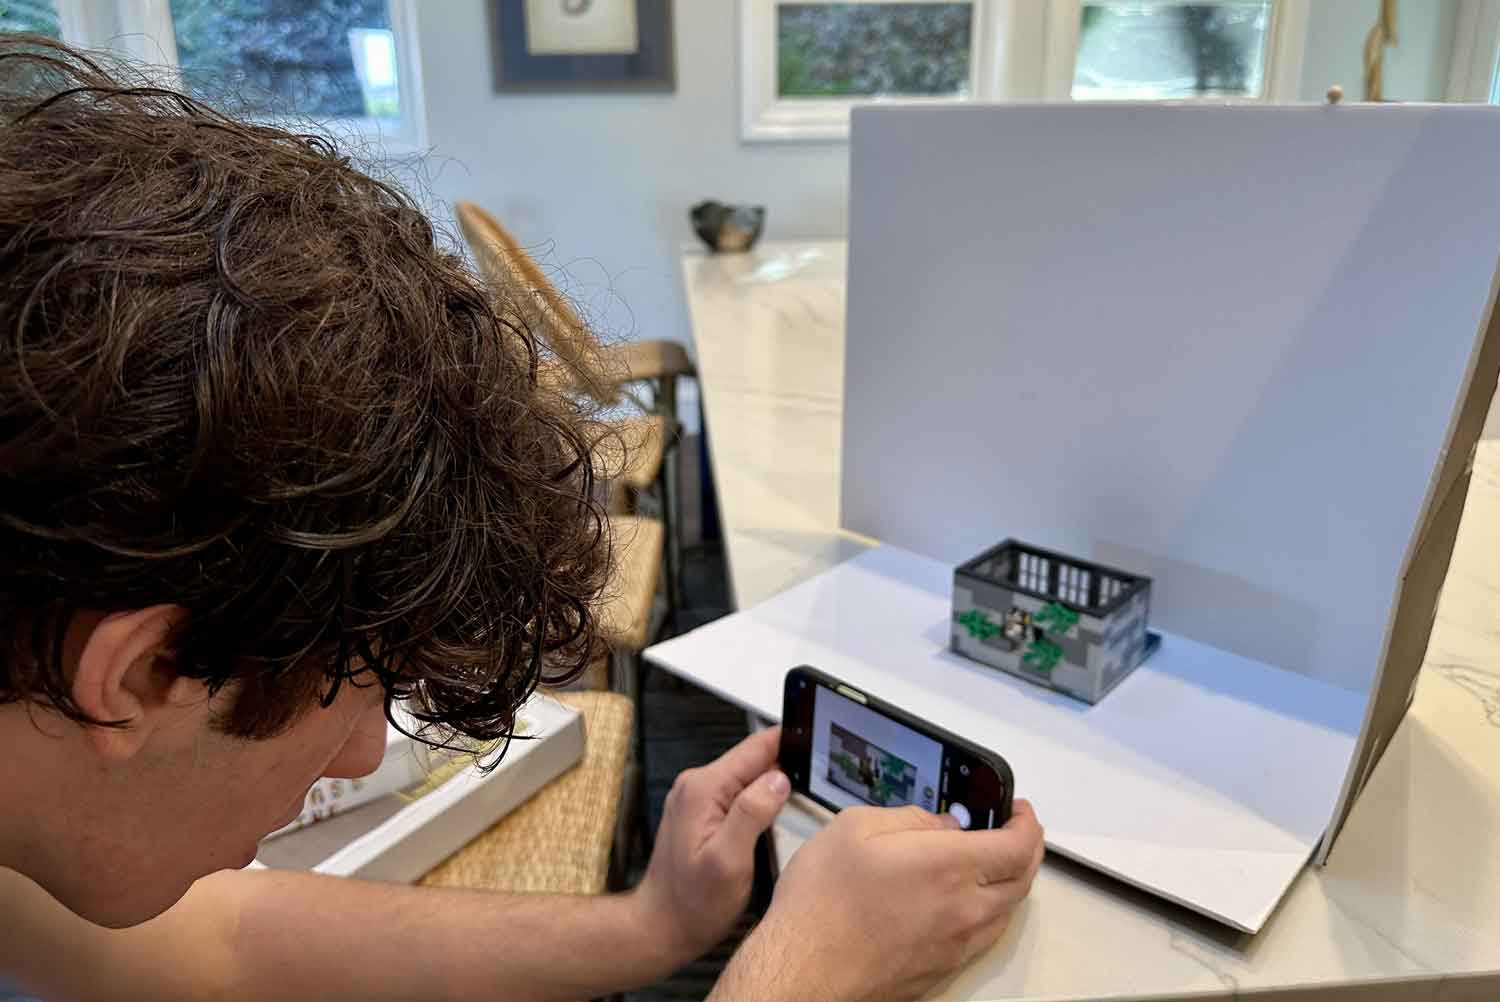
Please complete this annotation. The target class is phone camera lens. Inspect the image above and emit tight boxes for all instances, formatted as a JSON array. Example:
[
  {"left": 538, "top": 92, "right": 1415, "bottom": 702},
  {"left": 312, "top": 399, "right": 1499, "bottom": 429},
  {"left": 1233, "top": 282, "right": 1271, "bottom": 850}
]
[{"left": 959, "top": 764, "right": 970, "bottom": 777}]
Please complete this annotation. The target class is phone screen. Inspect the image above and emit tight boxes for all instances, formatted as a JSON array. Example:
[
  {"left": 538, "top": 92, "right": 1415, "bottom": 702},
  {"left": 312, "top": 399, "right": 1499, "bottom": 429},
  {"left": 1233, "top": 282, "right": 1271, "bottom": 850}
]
[
  {"left": 783, "top": 668, "right": 1014, "bottom": 829},
  {"left": 808, "top": 682, "right": 943, "bottom": 812}
]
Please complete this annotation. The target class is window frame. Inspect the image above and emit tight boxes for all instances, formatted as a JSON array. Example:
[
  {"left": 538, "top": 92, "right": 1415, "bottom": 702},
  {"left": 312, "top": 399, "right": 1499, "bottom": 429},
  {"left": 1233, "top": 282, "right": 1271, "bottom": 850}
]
[
  {"left": 1445, "top": 0, "right": 1500, "bottom": 102},
  {"left": 740, "top": 0, "right": 1005, "bottom": 142},
  {"left": 740, "top": 0, "right": 1310, "bottom": 144},
  {"left": 48, "top": 0, "right": 429, "bottom": 155}
]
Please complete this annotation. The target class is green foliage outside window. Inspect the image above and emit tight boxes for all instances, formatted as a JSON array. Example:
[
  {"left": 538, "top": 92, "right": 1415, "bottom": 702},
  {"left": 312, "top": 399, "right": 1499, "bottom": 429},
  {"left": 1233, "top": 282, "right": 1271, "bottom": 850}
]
[
  {"left": 169, "top": 0, "right": 394, "bottom": 119},
  {"left": 777, "top": 2, "right": 972, "bottom": 99},
  {"left": 0, "top": 1, "right": 62, "bottom": 38}
]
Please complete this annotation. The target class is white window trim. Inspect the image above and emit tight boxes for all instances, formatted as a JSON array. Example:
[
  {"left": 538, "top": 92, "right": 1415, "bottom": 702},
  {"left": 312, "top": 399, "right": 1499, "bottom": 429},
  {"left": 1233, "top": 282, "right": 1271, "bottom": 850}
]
[
  {"left": 1446, "top": 0, "right": 1500, "bottom": 102},
  {"left": 741, "top": 0, "right": 1003, "bottom": 143},
  {"left": 52, "top": 0, "right": 429, "bottom": 156},
  {"left": 741, "top": 0, "right": 1310, "bottom": 144},
  {"left": 1263, "top": 0, "right": 1308, "bottom": 103}
]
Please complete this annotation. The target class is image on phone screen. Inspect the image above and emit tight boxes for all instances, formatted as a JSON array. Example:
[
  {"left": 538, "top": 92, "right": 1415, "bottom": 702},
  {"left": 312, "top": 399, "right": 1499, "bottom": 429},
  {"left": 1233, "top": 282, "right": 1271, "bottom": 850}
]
[{"left": 809, "top": 683, "right": 941, "bottom": 812}]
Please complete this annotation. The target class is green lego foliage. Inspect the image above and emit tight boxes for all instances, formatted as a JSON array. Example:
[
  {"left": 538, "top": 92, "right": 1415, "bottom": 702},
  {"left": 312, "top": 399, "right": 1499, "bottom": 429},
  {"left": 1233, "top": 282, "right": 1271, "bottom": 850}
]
[
  {"left": 1034, "top": 601, "right": 1079, "bottom": 636},
  {"left": 955, "top": 608, "right": 1001, "bottom": 641},
  {"left": 1024, "top": 638, "right": 1063, "bottom": 676}
]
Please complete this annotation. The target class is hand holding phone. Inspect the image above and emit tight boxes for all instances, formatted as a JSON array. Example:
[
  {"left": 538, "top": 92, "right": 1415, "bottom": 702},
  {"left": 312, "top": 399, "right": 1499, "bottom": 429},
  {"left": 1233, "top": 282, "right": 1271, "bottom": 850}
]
[
  {"left": 777, "top": 666, "right": 1014, "bottom": 829},
  {"left": 709, "top": 667, "right": 1037, "bottom": 1002},
  {"left": 712, "top": 792, "right": 1045, "bottom": 1002}
]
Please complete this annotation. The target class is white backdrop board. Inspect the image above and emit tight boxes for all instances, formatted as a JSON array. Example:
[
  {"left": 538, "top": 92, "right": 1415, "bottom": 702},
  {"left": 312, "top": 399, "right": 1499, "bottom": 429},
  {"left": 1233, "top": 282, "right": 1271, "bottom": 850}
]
[
  {"left": 841, "top": 103, "right": 1500, "bottom": 865},
  {"left": 843, "top": 103, "right": 1500, "bottom": 694}
]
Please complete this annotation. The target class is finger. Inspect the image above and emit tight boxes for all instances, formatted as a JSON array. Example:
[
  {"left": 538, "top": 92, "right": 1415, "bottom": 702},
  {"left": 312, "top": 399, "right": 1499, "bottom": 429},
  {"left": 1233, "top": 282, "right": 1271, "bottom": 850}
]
[
  {"left": 858, "top": 803, "right": 953, "bottom": 837},
  {"left": 703, "top": 726, "right": 783, "bottom": 795},
  {"left": 714, "top": 768, "right": 792, "bottom": 859},
  {"left": 1029, "top": 837, "right": 1046, "bottom": 879},
  {"left": 970, "top": 843, "right": 1043, "bottom": 908},
  {"left": 928, "top": 814, "right": 1044, "bottom": 885},
  {"left": 1007, "top": 799, "right": 1039, "bottom": 829},
  {"left": 979, "top": 857, "right": 1040, "bottom": 910},
  {"left": 1003, "top": 799, "right": 1043, "bottom": 843},
  {"left": 1005, "top": 799, "right": 1046, "bottom": 857}
]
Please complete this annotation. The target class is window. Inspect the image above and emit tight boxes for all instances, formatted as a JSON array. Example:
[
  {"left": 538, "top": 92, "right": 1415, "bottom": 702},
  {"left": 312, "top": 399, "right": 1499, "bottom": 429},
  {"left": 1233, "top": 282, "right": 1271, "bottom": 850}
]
[
  {"left": 777, "top": 3, "right": 976, "bottom": 98},
  {"left": 169, "top": 0, "right": 400, "bottom": 122},
  {"left": 0, "top": 0, "right": 426, "bottom": 153},
  {"left": 1072, "top": 2, "right": 1272, "bottom": 100},
  {"left": 0, "top": 1, "right": 62, "bottom": 38},
  {"left": 740, "top": 0, "right": 1309, "bottom": 142},
  {"left": 744, "top": 0, "right": 1000, "bottom": 141}
]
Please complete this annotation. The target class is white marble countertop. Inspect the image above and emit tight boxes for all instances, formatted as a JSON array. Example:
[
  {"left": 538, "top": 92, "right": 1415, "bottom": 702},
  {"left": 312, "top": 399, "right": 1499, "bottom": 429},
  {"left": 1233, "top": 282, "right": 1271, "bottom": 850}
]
[{"left": 679, "top": 240, "right": 1500, "bottom": 1001}]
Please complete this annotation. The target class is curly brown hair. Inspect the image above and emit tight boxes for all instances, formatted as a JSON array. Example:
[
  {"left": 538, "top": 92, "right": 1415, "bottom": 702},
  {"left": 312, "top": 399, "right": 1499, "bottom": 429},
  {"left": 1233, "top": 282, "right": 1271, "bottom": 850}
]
[{"left": 0, "top": 35, "right": 611, "bottom": 743}]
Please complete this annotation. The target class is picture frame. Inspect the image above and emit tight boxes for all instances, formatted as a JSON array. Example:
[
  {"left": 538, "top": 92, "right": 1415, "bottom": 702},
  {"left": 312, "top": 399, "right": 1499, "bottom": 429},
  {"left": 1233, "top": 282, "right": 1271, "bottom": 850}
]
[{"left": 489, "top": 0, "right": 675, "bottom": 92}]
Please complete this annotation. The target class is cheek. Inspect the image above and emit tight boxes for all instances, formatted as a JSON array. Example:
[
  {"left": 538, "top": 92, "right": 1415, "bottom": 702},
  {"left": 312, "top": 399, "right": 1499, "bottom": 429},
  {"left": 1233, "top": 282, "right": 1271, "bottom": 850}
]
[{"left": 320, "top": 697, "right": 390, "bottom": 779}]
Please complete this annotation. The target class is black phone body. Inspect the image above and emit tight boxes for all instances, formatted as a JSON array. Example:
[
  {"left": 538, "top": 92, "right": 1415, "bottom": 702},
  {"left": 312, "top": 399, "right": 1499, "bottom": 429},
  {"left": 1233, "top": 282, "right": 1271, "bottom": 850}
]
[{"left": 778, "top": 666, "right": 1014, "bottom": 830}]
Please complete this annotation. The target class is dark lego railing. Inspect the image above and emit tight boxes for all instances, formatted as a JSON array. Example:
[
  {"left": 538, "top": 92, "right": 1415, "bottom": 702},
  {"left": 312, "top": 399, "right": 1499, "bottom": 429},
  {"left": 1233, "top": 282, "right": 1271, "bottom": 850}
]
[{"left": 956, "top": 539, "right": 1150, "bottom": 618}]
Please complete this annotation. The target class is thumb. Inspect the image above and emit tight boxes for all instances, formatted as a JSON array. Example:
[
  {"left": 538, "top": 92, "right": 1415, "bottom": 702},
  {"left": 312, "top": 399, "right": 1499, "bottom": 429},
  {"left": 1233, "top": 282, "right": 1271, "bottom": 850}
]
[
  {"left": 716, "top": 769, "right": 791, "bottom": 855},
  {"left": 859, "top": 803, "right": 958, "bottom": 837}
]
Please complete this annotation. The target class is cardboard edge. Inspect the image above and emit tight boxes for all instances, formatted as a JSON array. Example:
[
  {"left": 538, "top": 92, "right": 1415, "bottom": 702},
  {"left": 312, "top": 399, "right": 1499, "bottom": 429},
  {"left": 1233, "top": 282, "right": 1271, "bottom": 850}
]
[
  {"left": 1038, "top": 841, "right": 1275, "bottom": 935},
  {"left": 778, "top": 792, "right": 1278, "bottom": 934},
  {"left": 1316, "top": 256, "right": 1500, "bottom": 863}
]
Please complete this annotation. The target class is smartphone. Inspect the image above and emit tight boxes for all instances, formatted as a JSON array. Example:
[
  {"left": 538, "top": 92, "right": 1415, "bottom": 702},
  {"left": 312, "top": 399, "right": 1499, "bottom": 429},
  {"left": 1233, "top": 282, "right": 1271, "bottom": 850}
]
[{"left": 778, "top": 666, "right": 1014, "bottom": 830}]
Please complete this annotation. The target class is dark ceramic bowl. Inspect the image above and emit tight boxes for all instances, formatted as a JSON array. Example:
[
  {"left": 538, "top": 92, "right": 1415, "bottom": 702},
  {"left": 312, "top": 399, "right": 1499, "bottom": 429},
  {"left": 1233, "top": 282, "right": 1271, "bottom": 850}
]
[{"left": 691, "top": 200, "right": 766, "bottom": 253}]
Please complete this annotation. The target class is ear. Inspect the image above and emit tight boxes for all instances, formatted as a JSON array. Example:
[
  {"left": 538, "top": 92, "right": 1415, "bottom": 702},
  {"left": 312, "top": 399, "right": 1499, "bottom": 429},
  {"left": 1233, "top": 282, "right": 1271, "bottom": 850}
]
[{"left": 72, "top": 605, "right": 194, "bottom": 761}]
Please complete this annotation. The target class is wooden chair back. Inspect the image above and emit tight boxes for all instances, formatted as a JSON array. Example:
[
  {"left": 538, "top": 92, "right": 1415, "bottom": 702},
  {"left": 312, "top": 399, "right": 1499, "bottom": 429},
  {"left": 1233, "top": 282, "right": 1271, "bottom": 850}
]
[{"left": 454, "top": 199, "right": 620, "bottom": 406}]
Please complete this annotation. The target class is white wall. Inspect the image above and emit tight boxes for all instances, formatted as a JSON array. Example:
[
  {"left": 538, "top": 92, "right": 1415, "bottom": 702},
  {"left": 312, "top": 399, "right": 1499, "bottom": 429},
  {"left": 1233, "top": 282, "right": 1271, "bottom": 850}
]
[
  {"left": 415, "top": 1, "right": 848, "bottom": 355},
  {"left": 413, "top": 1, "right": 1468, "bottom": 359}
]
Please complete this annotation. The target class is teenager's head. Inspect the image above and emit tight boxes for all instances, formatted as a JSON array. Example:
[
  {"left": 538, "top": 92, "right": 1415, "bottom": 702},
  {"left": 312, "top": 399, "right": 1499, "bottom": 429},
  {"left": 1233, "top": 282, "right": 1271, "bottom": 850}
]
[{"left": 0, "top": 37, "right": 610, "bottom": 927}]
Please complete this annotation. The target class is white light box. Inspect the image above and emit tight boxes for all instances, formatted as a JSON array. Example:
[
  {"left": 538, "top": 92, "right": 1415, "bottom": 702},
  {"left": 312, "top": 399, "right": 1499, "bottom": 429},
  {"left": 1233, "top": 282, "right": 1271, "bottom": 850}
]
[{"left": 650, "top": 103, "right": 1500, "bottom": 932}]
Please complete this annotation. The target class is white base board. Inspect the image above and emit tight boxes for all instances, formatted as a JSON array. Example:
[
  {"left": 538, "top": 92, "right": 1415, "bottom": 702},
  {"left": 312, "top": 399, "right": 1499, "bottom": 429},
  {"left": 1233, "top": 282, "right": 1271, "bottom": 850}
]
[{"left": 646, "top": 546, "right": 1364, "bottom": 933}]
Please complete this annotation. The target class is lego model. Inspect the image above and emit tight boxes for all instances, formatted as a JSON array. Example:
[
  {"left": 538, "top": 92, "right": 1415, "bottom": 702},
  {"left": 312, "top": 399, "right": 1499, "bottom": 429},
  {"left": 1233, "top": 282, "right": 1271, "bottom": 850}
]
[
  {"left": 952, "top": 540, "right": 1156, "bottom": 704},
  {"left": 827, "top": 722, "right": 920, "bottom": 807}
]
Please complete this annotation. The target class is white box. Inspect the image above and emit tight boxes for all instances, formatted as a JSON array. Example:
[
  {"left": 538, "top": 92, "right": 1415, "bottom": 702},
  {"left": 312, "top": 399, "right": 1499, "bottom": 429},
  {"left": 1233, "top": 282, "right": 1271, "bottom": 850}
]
[
  {"left": 253, "top": 695, "right": 585, "bottom": 882},
  {"left": 826, "top": 102, "right": 1500, "bottom": 923},
  {"left": 262, "top": 707, "right": 452, "bottom": 840}
]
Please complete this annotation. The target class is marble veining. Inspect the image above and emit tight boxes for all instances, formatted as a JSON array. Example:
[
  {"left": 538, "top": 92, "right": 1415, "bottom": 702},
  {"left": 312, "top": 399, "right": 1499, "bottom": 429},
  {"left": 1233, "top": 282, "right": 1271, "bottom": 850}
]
[
  {"left": 1166, "top": 928, "right": 1243, "bottom": 992},
  {"left": 1427, "top": 662, "right": 1500, "bottom": 726}
]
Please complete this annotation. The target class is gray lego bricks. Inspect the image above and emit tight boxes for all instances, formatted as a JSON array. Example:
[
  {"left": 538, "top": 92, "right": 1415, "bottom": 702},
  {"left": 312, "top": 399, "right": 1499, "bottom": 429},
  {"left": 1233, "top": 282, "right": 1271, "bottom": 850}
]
[{"left": 951, "top": 540, "right": 1154, "bottom": 704}]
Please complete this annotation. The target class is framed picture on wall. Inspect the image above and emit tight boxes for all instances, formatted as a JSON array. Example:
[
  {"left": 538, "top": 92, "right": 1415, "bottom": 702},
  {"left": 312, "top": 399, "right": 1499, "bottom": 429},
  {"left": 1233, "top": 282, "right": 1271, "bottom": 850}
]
[{"left": 490, "top": 0, "right": 675, "bottom": 92}]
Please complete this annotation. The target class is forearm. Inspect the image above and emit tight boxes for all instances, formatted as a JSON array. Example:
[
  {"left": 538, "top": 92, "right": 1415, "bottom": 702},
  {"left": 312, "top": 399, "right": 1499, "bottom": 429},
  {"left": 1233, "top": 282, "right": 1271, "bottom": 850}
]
[
  {"left": 221, "top": 869, "right": 687, "bottom": 1002},
  {"left": 707, "top": 922, "right": 815, "bottom": 1002},
  {"left": 2, "top": 866, "right": 689, "bottom": 1002}
]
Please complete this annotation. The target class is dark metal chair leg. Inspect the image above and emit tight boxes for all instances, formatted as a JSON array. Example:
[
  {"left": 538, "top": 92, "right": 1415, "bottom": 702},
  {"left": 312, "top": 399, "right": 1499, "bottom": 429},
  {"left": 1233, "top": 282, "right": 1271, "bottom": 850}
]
[{"left": 660, "top": 393, "right": 683, "bottom": 635}]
